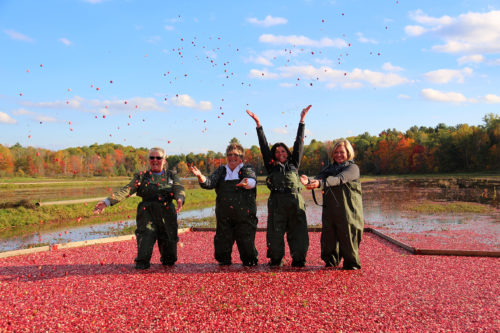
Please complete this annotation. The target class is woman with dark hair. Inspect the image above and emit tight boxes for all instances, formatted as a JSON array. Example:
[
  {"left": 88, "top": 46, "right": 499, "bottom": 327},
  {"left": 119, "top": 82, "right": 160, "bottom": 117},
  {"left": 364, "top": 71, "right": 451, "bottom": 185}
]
[
  {"left": 189, "top": 142, "right": 259, "bottom": 266},
  {"left": 300, "top": 139, "right": 364, "bottom": 270},
  {"left": 246, "top": 105, "right": 311, "bottom": 267},
  {"left": 93, "top": 147, "right": 185, "bottom": 269}
]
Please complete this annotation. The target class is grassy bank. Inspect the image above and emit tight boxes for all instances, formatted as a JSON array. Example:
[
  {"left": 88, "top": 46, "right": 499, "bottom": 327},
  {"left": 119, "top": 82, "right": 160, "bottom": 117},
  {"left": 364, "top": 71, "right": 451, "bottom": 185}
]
[
  {"left": 0, "top": 186, "right": 270, "bottom": 231},
  {"left": 404, "top": 201, "right": 495, "bottom": 214}
]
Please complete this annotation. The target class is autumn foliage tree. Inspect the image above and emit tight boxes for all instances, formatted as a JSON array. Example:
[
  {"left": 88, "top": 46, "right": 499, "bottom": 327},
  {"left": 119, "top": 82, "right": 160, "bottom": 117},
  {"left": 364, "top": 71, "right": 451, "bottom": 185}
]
[{"left": 0, "top": 114, "right": 498, "bottom": 178}]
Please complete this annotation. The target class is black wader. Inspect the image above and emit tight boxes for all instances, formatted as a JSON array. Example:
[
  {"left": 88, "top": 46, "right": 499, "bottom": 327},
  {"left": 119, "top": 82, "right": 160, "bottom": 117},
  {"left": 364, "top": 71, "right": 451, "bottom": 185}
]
[{"left": 214, "top": 179, "right": 258, "bottom": 265}]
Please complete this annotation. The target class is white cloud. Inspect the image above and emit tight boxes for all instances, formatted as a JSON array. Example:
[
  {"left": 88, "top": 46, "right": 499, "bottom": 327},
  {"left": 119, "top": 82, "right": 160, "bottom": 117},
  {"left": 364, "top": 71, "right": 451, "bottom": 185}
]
[
  {"left": 4, "top": 29, "right": 34, "bottom": 42},
  {"left": 171, "top": 94, "right": 212, "bottom": 111},
  {"left": 35, "top": 115, "right": 57, "bottom": 122},
  {"left": 342, "top": 82, "right": 364, "bottom": 89},
  {"left": 249, "top": 69, "right": 280, "bottom": 79},
  {"left": 273, "top": 127, "right": 289, "bottom": 134},
  {"left": 59, "top": 38, "right": 72, "bottom": 46},
  {"left": 12, "top": 108, "right": 33, "bottom": 116},
  {"left": 398, "top": 94, "right": 411, "bottom": 99},
  {"left": 407, "top": 10, "right": 500, "bottom": 54},
  {"left": 0, "top": 112, "right": 17, "bottom": 124},
  {"left": 259, "top": 34, "right": 347, "bottom": 48},
  {"left": 250, "top": 65, "right": 410, "bottom": 88},
  {"left": 420, "top": 88, "right": 469, "bottom": 103},
  {"left": 356, "top": 32, "right": 378, "bottom": 44},
  {"left": 247, "top": 15, "right": 287, "bottom": 27},
  {"left": 315, "top": 58, "right": 333, "bottom": 66},
  {"left": 409, "top": 9, "right": 453, "bottom": 25},
  {"left": 382, "top": 62, "right": 404, "bottom": 72},
  {"left": 164, "top": 25, "right": 174, "bottom": 31},
  {"left": 457, "top": 54, "right": 484, "bottom": 65},
  {"left": 483, "top": 94, "right": 500, "bottom": 103},
  {"left": 423, "top": 67, "right": 473, "bottom": 84},
  {"left": 83, "top": 0, "right": 102, "bottom": 3},
  {"left": 246, "top": 56, "right": 274, "bottom": 66},
  {"left": 279, "top": 83, "right": 294, "bottom": 88},
  {"left": 404, "top": 25, "right": 427, "bottom": 36},
  {"left": 20, "top": 96, "right": 165, "bottom": 113},
  {"left": 146, "top": 36, "right": 162, "bottom": 44},
  {"left": 349, "top": 68, "right": 410, "bottom": 88}
]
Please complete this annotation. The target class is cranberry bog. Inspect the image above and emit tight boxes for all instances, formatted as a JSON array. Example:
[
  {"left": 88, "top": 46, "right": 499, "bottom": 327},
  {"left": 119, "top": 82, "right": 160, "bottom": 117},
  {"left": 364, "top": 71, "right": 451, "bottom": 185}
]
[
  {"left": 1, "top": 231, "right": 499, "bottom": 332},
  {"left": 1, "top": 177, "right": 499, "bottom": 331}
]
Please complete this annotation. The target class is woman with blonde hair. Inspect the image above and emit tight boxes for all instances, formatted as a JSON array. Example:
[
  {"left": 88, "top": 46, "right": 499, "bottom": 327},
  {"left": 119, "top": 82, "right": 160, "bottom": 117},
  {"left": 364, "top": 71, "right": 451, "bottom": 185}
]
[{"left": 301, "top": 139, "right": 364, "bottom": 270}]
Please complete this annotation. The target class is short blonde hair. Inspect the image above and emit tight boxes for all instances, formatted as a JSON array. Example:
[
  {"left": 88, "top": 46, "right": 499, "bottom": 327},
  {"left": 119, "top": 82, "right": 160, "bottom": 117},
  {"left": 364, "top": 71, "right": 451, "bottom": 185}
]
[
  {"left": 149, "top": 147, "right": 166, "bottom": 158},
  {"left": 332, "top": 139, "right": 355, "bottom": 161}
]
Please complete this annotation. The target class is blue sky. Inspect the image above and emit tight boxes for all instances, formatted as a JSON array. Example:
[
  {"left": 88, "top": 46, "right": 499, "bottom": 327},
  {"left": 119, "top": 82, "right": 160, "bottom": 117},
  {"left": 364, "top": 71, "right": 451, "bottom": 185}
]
[{"left": 1, "top": 0, "right": 499, "bottom": 154}]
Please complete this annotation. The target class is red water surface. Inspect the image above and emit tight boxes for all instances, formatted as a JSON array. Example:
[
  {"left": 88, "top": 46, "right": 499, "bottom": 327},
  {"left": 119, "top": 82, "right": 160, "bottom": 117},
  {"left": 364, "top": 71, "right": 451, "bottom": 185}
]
[{"left": 1, "top": 232, "right": 498, "bottom": 332}]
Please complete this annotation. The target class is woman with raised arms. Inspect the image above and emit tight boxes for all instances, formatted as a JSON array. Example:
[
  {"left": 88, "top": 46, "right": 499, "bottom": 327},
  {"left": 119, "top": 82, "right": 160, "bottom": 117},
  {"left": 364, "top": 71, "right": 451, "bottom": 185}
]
[{"left": 246, "top": 105, "right": 311, "bottom": 267}]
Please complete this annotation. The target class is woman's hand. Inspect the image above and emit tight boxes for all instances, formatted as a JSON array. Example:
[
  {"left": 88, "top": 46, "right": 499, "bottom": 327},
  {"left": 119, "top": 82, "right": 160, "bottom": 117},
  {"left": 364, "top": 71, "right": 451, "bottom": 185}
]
[
  {"left": 305, "top": 179, "right": 320, "bottom": 190},
  {"left": 93, "top": 201, "right": 107, "bottom": 214},
  {"left": 300, "top": 174, "right": 310, "bottom": 186},
  {"left": 189, "top": 164, "right": 201, "bottom": 177},
  {"left": 236, "top": 178, "right": 251, "bottom": 189},
  {"left": 176, "top": 198, "right": 183, "bottom": 213},
  {"left": 189, "top": 164, "right": 206, "bottom": 183},
  {"left": 300, "top": 105, "right": 312, "bottom": 123},
  {"left": 246, "top": 109, "right": 261, "bottom": 127}
]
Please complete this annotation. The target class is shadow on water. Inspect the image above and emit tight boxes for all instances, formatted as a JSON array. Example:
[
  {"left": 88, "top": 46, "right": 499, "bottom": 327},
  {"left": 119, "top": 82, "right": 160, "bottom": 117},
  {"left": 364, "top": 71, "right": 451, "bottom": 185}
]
[{"left": 1, "top": 178, "right": 498, "bottom": 252}]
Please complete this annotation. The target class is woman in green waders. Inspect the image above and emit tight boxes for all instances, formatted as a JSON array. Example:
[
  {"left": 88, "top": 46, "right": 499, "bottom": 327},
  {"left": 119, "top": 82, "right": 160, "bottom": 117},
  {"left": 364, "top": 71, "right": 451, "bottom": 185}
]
[
  {"left": 246, "top": 105, "right": 311, "bottom": 267},
  {"left": 300, "top": 139, "right": 364, "bottom": 270}
]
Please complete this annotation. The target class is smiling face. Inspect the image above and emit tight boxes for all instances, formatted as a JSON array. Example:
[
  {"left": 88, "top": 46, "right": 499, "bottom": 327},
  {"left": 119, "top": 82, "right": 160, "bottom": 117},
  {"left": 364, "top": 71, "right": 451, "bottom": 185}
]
[
  {"left": 332, "top": 145, "right": 348, "bottom": 164},
  {"left": 149, "top": 151, "right": 166, "bottom": 173},
  {"left": 274, "top": 146, "right": 289, "bottom": 163},
  {"left": 226, "top": 150, "right": 243, "bottom": 171}
]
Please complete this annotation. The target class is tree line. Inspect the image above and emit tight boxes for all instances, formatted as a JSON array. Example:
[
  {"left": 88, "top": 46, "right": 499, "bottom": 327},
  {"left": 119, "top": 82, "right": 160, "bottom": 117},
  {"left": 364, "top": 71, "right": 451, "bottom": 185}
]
[{"left": 0, "top": 114, "right": 498, "bottom": 178}]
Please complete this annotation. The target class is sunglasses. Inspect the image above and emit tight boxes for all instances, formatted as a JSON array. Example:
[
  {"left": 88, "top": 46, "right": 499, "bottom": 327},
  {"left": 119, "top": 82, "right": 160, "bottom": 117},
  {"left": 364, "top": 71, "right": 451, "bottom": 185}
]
[{"left": 149, "top": 156, "right": 164, "bottom": 160}]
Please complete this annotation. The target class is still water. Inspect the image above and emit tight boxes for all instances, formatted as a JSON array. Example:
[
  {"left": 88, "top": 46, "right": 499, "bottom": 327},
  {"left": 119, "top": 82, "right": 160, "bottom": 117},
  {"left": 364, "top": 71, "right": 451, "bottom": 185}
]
[{"left": 1, "top": 179, "right": 499, "bottom": 252}]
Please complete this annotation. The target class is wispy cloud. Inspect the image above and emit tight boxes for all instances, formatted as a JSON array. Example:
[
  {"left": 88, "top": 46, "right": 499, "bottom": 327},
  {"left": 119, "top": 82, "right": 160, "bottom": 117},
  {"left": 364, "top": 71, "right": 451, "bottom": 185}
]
[
  {"left": 20, "top": 96, "right": 166, "bottom": 114},
  {"left": 4, "top": 29, "right": 34, "bottom": 42},
  {"left": 13, "top": 108, "right": 58, "bottom": 122},
  {"left": 0, "top": 111, "right": 17, "bottom": 124},
  {"left": 259, "top": 34, "right": 347, "bottom": 48},
  {"left": 245, "top": 56, "right": 274, "bottom": 66},
  {"left": 272, "top": 127, "right": 289, "bottom": 134},
  {"left": 59, "top": 38, "right": 73, "bottom": 46},
  {"left": 356, "top": 32, "right": 378, "bottom": 44},
  {"left": 247, "top": 15, "right": 287, "bottom": 27},
  {"left": 249, "top": 65, "right": 410, "bottom": 88},
  {"left": 406, "top": 9, "right": 500, "bottom": 54},
  {"left": 382, "top": 62, "right": 404, "bottom": 72},
  {"left": 457, "top": 54, "right": 484, "bottom": 65},
  {"left": 423, "top": 67, "right": 473, "bottom": 84},
  {"left": 171, "top": 94, "right": 212, "bottom": 111}
]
